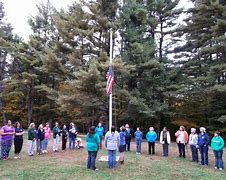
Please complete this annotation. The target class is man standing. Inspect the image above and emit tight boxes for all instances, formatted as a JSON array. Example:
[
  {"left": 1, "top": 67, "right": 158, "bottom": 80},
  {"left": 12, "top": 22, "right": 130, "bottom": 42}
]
[{"left": 125, "top": 124, "right": 132, "bottom": 152}]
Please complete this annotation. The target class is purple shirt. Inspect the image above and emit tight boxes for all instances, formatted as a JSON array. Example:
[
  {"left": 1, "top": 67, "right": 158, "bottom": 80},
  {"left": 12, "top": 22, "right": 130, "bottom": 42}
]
[{"left": 1, "top": 125, "right": 14, "bottom": 141}]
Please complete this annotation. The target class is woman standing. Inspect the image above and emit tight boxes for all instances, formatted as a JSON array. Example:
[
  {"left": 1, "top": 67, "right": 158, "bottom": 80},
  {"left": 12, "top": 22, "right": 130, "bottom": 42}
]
[
  {"left": 211, "top": 131, "right": 224, "bottom": 170},
  {"left": 62, "top": 124, "right": 68, "bottom": 151},
  {"left": 198, "top": 127, "right": 209, "bottom": 166},
  {"left": 134, "top": 127, "right": 143, "bottom": 154},
  {"left": 43, "top": 122, "right": 51, "bottom": 153},
  {"left": 188, "top": 128, "right": 198, "bottom": 162},
  {"left": 53, "top": 122, "right": 61, "bottom": 152},
  {"left": 105, "top": 126, "right": 119, "bottom": 169},
  {"left": 95, "top": 122, "right": 104, "bottom": 149},
  {"left": 146, "top": 127, "right": 157, "bottom": 155},
  {"left": 86, "top": 126, "right": 100, "bottom": 170},
  {"left": 28, "top": 122, "right": 37, "bottom": 156},
  {"left": 175, "top": 126, "right": 188, "bottom": 158},
  {"left": 37, "top": 124, "right": 45, "bottom": 155},
  {"left": 69, "top": 123, "right": 77, "bottom": 150},
  {"left": 0, "top": 120, "right": 15, "bottom": 160},
  {"left": 14, "top": 122, "right": 24, "bottom": 159},
  {"left": 119, "top": 126, "right": 126, "bottom": 165},
  {"left": 160, "top": 127, "right": 171, "bottom": 157}
]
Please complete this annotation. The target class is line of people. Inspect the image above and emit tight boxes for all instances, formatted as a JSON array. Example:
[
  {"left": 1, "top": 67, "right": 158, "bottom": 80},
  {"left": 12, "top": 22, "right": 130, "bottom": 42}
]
[
  {"left": 86, "top": 124, "right": 225, "bottom": 171},
  {"left": 0, "top": 120, "right": 83, "bottom": 160}
]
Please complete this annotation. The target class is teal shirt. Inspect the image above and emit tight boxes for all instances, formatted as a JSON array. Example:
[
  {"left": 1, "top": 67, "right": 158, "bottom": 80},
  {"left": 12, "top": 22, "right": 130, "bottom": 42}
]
[
  {"left": 211, "top": 136, "right": 225, "bottom": 151},
  {"left": 86, "top": 133, "right": 100, "bottom": 152}
]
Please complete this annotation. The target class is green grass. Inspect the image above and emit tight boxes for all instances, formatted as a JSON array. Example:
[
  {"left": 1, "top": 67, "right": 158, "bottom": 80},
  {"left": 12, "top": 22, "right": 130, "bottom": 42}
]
[{"left": 0, "top": 138, "right": 226, "bottom": 180}]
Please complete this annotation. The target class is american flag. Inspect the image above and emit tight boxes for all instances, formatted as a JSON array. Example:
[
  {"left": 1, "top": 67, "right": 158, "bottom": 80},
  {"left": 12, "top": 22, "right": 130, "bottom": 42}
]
[{"left": 106, "top": 66, "right": 114, "bottom": 95}]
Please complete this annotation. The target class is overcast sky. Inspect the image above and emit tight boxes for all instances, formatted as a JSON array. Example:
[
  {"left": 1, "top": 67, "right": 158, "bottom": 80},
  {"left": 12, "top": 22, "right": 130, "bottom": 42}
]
[{"left": 1, "top": 0, "right": 193, "bottom": 41}]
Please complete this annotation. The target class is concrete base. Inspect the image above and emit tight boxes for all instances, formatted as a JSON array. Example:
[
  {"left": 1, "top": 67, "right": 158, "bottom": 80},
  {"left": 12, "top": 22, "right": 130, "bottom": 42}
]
[{"left": 98, "top": 155, "right": 120, "bottom": 162}]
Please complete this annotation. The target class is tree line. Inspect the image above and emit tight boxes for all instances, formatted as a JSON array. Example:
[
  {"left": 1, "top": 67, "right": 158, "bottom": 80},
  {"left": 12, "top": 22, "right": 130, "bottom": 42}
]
[{"left": 0, "top": 0, "right": 225, "bottom": 137}]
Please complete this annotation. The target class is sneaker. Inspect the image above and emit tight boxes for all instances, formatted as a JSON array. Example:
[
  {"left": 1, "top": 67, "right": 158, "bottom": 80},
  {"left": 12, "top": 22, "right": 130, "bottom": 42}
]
[
  {"left": 139, "top": 153, "right": 141, "bottom": 155},
  {"left": 14, "top": 156, "right": 18, "bottom": 160},
  {"left": 219, "top": 168, "right": 223, "bottom": 171},
  {"left": 95, "top": 169, "right": 99, "bottom": 171},
  {"left": 136, "top": 152, "right": 138, "bottom": 155},
  {"left": 214, "top": 166, "right": 218, "bottom": 169}
]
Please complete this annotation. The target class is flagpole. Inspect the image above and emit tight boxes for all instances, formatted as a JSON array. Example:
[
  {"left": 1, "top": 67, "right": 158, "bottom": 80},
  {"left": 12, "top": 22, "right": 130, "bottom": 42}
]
[{"left": 109, "top": 29, "right": 113, "bottom": 131}]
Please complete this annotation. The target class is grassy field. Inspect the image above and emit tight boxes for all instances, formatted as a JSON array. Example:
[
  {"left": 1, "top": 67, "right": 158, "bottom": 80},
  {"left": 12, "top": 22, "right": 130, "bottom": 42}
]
[{"left": 0, "top": 137, "right": 226, "bottom": 180}]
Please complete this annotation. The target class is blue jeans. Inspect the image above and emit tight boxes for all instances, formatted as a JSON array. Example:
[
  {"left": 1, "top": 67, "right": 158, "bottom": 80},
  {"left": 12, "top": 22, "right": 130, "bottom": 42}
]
[
  {"left": 162, "top": 143, "right": 169, "bottom": 156},
  {"left": 199, "top": 145, "right": 208, "bottom": 165},
  {"left": 43, "top": 139, "right": 49, "bottom": 151},
  {"left": 213, "top": 150, "right": 224, "bottom": 169},
  {"left": 190, "top": 145, "right": 198, "bottom": 162},
  {"left": 87, "top": 151, "right": 97, "bottom": 170},
  {"left": 69, "top": 137, "right": 75, "bottom": 149},
  {"left": 125, "top": 139, "right": 131, "bottom": 151},
  {"left": 136, "top": 139, "right": 142, "bottom": 153},
  {"left": 108, "top": 150, "right": 117, "bottom": 168}
]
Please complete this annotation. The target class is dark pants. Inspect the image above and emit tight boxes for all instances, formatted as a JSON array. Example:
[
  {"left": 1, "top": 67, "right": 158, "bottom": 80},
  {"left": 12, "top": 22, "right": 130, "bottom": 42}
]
[
  {"left": 177, "top": 142, "right": 185, "bottom": 158},
  {"left": 162, "top": 143, "right": 169, "bottom": 156},
  {"left": 99, "top": 136, "right": 103, "bottom": 149},
  {"left": 199, "top": 145, "right": 208, "bottom": 165},
  {"left": 136, "top": 139, "right": 142, "bottom": 153},
  {"left": 190, "top": 145, "right": 198, "bottom": 162},
  {"left": 62, "top": 137, "right": 67, "bottom": 150},
  {"left": 125, "top": 139, "right": 131, "bottom": 151},
  {"left": 14, "top": 139, "right": 23, "bottom": 154},
  {"left": 148, "top": 142, "right": 155, "bottom": 154},
  {"left": 87, "top": 151, "right": 97, "bottom": 170},
  {"left": 213, "top": 150, "right": 224, "bottom": 169}
]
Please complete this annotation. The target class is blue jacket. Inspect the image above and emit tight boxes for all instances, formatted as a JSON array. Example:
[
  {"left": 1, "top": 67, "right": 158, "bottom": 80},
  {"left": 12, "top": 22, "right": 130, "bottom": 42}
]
[
  {"left": 134, "top": 130, "right": 143, "bottom": 140},
  {"left": 95, "top": 126, "right": 104, "bottom": 137},
  {"left": 119, "top": 131, "right": 126, "bottom": 145},
  {"left": 198, "top": 133, "right": 209, "bottom": 147},
  {"left": 146, "top": 131, "right": 157, "bottom": 143}
]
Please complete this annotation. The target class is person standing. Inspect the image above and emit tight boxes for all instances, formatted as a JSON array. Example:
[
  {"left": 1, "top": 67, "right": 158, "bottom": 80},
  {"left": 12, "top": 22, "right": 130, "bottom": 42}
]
[
  {"left": 146, "top": 127, "right": 157, "bottom": 155},
  {"left": 188, "top": 128, "right": 199, "bottom": 162},
  {"left": 62, "top": 124, "right": 68, "bottom": 151},
  {"left": 160, "top": 127, "right": 171, "bottom": 157},
  {"left": 53, "top": 122, "right": 61, "bottom": 152},
  {"left": 119, "top": 126, "right": 126, "bottom": 165},
  {"left": 211, "top": 131, "right": 224, "bottom": 170},
  {"left": 37, "top": 124, "right": 45, "bottom": 155},
  {"left": 28, "top": 123, "right": 37, "bottom": 156},
  {"left": 125, "top": 124, "right": 132, "bottom": 152},
  {"left": 43, "top": 122, "right": 51, "bottom": 153},
  {"left": 105, "top": 126, "right": 120, "bottom": 169},
  {"left": 69, "top": 123, "right": 77, "bottom": 150},
  {"left": 134, "top": 127, "right": 143, "bottom": 154},
  {"left": 86, "top": 126, "right": 100, "bottom": 171},
  {"left": 14, "top": 122, "right": 24, "bottom": 159},
  {"left": 175, "top": 126, "right": 189, "bottom": 158},
  {"left": 95, "top": 122, "right": 104, "bottom": 149},
  {"left": 198, "top": 127, "right": 209, "bottom": 166},
  {"left": 0, "top": 120, "right": 15, "bottom": 160}
]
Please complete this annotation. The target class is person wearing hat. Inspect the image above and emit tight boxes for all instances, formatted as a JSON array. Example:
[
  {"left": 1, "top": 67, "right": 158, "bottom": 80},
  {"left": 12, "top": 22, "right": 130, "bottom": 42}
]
[
  {"left": 188, "top": 128, "right": 199, "bottom": 162},
  {"left": 211, "top": 131, "right": 224, "bottom": 170},
  {"left": 198, "top": 127, "right": 209, "bottom": 166}
]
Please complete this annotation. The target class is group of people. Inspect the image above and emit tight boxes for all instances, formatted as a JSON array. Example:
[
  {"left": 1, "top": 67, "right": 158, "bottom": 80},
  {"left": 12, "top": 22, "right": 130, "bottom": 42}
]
[
  {"left": 0, "top": 120, "right": 225, "bottom": 172},
  {"left": 0, "top": 120, "right": 82, "bottom": 160},
  {"left": 86, "top": 124, "right": 225, "bottom": 171}
]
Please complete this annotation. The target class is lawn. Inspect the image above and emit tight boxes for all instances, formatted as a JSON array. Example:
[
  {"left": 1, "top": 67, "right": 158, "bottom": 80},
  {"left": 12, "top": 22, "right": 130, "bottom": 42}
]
[{"left": 0, "top": 136, "right": 226, "bottom": 180}]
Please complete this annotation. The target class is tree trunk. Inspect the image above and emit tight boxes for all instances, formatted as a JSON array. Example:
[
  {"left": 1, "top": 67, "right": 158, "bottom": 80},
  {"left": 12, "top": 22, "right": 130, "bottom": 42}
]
[
  {"left": 27, "top": 79, "right": 34, "bottom": 125},
  {"left": 159, "top": 19, "right": 163, "bottom": 61},
  {"left": 0, "top": 98, "right": 6, "bottom": 124}
]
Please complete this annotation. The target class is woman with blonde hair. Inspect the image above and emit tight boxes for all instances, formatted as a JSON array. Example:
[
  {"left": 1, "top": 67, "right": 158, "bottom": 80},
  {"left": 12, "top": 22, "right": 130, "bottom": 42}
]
[
  {"left": 175, "top": 126, "right": 188, "bottom": 158},
  {"left": 28, "top": 122, "right": 37, "bottom": 156}
]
